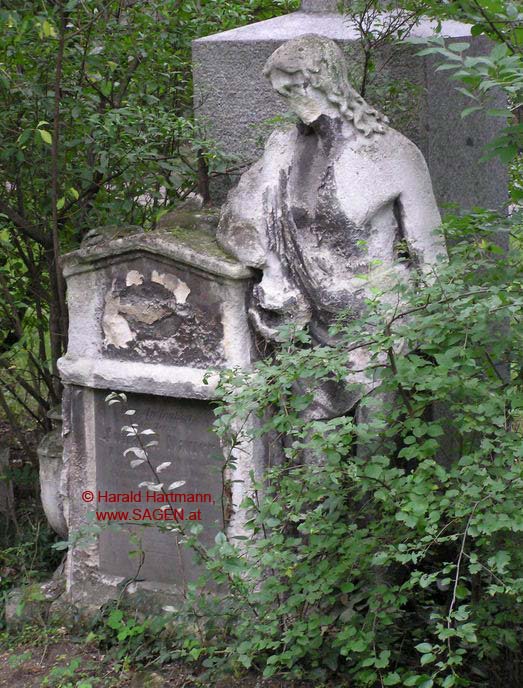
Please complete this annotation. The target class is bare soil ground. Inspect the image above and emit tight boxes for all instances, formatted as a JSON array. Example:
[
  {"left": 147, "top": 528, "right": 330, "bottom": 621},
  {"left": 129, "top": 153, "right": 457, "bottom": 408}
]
[{"left": 0, "top": 637, "right": 317, "bottom": 688}]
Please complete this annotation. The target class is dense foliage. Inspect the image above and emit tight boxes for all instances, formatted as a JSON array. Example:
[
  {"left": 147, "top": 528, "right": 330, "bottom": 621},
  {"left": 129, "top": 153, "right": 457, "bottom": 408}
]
[
  {"left": 147, "top": 210, "right": 518, "bottom": 687},
  {"left": 0, "top": 0, "right": 299, "bottom": 432}
]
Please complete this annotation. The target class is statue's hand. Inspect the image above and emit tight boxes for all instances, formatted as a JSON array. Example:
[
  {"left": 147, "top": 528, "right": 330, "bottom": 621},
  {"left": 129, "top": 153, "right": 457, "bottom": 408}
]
[{"left": 248, "top": 302, "right": 311, "bottom": 341}]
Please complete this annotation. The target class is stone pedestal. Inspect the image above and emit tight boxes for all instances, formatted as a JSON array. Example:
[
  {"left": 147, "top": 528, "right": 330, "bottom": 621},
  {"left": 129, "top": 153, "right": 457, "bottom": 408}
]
[
  {"left": 193, "top": 1, "right": 507, "bottom": 211},
  {"left": 58, "top": 225, "right": 256, "bottom": 607}
]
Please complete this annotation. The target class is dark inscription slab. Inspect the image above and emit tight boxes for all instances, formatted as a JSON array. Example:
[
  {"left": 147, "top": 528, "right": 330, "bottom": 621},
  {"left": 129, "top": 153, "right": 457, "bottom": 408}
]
[{"left": 95, "top": 390, "right": 223, "bottom": 584}]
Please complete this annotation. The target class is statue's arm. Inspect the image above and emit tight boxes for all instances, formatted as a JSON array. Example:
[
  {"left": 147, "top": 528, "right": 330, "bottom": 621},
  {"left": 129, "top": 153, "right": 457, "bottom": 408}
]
[
  {"left": 217, "top": 126, "right": 297, "bottom": 268},
  {"left": 216, "top": 156, "right": 269, "bottom": 268},
  {"left": 397, "top": 145, "right": 447, "bottom": 271}
]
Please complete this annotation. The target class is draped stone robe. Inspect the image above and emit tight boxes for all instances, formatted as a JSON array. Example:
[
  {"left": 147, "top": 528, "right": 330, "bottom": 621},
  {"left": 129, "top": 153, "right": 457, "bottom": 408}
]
[{"left": 217, "top": 115, "right": 446, "bottom": 420}]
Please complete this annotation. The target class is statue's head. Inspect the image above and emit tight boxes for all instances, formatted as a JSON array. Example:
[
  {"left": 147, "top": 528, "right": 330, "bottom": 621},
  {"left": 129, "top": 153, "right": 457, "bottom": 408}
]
[{"left": 263, "top": 34, "right": 388, "bottom": 136}]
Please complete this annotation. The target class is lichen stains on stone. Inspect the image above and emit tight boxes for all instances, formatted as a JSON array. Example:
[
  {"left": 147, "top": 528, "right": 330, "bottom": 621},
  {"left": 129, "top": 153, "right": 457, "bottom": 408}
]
[
  {"left": 151, "top": 270, "right": 190, "bottom": 304},
  {"left": 102, "top": 281, "right": 136, "bottom": 349},
  {"left": 126, "top": 270, "right": 144, "bottom": 287},
  {"left": 156, "top": 206, "right": 220, "bottom": 235},
  {"left": 82, "top": 224, "right": 144, "bottom": 248}
]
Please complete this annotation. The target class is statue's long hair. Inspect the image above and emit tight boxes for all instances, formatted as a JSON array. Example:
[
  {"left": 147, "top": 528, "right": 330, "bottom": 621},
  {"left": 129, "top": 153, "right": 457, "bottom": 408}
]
[{"left": 263, "top": 34, "right": 388, "bottom": 137}]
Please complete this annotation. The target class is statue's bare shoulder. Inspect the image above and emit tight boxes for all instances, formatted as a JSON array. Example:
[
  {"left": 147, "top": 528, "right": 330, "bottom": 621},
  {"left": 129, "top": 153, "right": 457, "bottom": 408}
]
[
  {"left": 332, "top": 127, "right": 437, "bottom": 217},
  {"left": 336, "top": 128, "right": 429, "bottom": 175}
]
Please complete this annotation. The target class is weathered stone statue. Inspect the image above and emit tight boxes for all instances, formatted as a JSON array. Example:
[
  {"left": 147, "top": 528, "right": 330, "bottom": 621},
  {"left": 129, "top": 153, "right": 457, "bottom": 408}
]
[{"left": 217, "top": 34, "right": 447, "bottom": 421}]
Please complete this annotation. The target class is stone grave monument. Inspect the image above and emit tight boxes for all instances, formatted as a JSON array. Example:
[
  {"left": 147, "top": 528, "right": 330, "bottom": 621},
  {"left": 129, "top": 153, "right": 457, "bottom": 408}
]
[
  {"left": 193, "top": 0, "right": 507, "bottom": 211},
  {"left": 57, "top": 222, "right": 258, "bottom": 607},
  {"left": 37, "top": 406, "right": 67, "bottom": 538},
  {"left": 50, "top": 3, "right": 504, "bottom": 611}
]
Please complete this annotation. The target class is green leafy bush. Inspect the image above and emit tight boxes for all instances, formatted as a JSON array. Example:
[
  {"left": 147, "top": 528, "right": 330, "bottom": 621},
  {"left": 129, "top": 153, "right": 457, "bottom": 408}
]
[
  {"left": 0, "top": 0, "right": 300, "bottom": 427},
  {"left": 166, "top": 211, "right": 523, "bottom": 687}
]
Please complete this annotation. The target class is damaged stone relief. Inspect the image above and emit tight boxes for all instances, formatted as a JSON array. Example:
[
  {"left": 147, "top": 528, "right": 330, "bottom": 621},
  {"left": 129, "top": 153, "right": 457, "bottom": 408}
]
[{"left": 101, "top": 258, "right": 226, "bottom": 367}]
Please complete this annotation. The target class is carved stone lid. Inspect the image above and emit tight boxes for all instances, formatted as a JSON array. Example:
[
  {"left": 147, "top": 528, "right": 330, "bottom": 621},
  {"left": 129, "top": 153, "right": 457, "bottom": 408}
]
[
  {"left": 62, "top": 228, "right": 253, "bottom": 281},
  {"left": 301, "top": 0, "right": 339, "bottom": 12}
]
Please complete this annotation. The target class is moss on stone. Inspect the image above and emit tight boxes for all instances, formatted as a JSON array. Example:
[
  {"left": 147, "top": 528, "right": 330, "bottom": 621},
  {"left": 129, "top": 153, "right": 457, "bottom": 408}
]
[
  {"left": 156, "top": 207, "right": 220, "bottom": 234},
  {"left": 82, "top": 224, "right": 144, "bottom": 247},
  {"left": 156, "top": 224, "right": 238, "bottom": 263}
]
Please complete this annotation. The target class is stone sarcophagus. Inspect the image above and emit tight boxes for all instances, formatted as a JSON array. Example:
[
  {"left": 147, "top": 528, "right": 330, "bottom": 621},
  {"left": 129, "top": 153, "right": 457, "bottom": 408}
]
[{"left": 58, "top": 224, "right": 256, "bottom": 607}]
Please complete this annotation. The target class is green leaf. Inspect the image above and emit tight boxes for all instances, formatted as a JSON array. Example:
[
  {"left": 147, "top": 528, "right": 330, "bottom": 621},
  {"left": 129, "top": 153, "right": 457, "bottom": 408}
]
[
  {"left": 435, "top": 64, "right": 460, "bottom": 73},
  {"left": 490, "top": 549, "right": 511, "bottom": 573},
  {"left": 514, "top": 27, "right": 523, "bottom": 46},
  {"left": 420, "top": 652, "right": 436, "bottom": 666},
  {"left": 42, "top": 20, "right": 57, "bottom": 38},
  {"left": 490, "top": 43, "right": 509, "bottom": 61},
  {"left": 107, "top": 609, "right": 123, "bottom": 629},
  {"left": 461, "top": 106, "right": 483, "bottom": 118},
  {"left": 38, "top": 129, "right": 52, "bottom": 145},
  {"left": 448, "top": 42, "right": 470, "bottom": 52},
  {"left": 498, "top": 145, "right": 518, "bottom": 163},
  {"left": 486, "top": 108, "right": 512, "bottom": 118}
]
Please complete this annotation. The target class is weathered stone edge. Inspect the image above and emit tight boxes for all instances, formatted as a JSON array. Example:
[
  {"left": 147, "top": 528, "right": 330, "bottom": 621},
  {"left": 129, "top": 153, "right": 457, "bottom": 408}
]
[
  {"left": 58, "top": 356, "right": 220, "bottom": 399},
  {"left": 192, "top": 13, "right": 472, "bottom": 44},
  {"left": 62, "top": 232, "right": 253, "bottom": 281}
]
